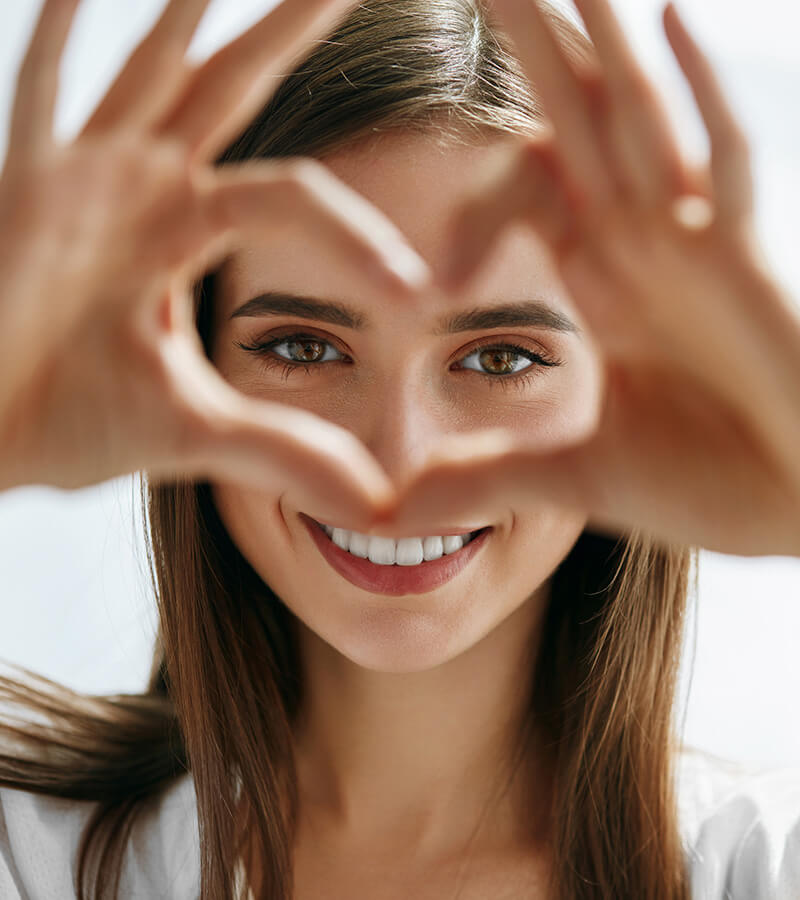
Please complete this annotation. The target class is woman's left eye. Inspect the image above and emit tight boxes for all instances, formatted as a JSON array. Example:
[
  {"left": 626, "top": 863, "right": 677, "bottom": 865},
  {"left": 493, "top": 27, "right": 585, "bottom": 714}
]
[
  {"left": 458, "top": 345, "right": 551, "bottom": 377},
  {"left": 235, "top": 333, "right": 563, "bottom": 384}
]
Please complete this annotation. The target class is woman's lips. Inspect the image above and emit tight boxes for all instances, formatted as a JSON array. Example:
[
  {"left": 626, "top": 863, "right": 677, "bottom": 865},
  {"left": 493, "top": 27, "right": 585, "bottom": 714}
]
[{"left": 300, "top": 515, "right": 492, "bottom": 596}]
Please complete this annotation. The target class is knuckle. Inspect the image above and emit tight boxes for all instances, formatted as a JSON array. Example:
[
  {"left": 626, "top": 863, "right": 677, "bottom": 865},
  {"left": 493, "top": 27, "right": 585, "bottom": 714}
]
[
  {"left": 516, "top": 138, "right": 561, "bottom": 198},
  {"left": 518, "top": 139, "right": 549, "bottom": 178},
  {"left": 577, "top": 66, "right": 610, "bottom": 105}
]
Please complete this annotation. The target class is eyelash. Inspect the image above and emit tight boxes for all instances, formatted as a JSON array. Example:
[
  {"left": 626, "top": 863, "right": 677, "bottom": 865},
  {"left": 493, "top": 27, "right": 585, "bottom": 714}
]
[{"left": 234, "top": 332, "right": 564, "bottom": 390}]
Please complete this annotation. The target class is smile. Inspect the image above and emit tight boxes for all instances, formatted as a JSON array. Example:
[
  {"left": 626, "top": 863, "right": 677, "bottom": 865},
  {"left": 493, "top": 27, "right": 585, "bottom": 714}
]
[{"left": 300, "top": 514, "right": 493, "bottom": 596}]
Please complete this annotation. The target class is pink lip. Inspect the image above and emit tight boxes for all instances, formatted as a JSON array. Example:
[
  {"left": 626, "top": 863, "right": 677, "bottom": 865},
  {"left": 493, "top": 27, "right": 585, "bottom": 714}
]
[{"left": 300, "top": 515, "right": 492, "bottom": 596}]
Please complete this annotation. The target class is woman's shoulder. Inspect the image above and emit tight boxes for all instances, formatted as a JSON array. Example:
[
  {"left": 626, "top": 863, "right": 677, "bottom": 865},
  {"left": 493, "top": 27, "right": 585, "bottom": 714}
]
[
  {"left": 0, "top": 772, "right": 199, "bottom": 899},
  {"left": 675, "top": 746, "right": 800, "bottom": 900}
]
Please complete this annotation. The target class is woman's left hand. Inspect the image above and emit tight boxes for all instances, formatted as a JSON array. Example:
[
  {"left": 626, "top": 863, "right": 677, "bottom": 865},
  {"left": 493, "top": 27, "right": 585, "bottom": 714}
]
[{"left": 384, "top": 0, "right": 800, "bottom": 557}]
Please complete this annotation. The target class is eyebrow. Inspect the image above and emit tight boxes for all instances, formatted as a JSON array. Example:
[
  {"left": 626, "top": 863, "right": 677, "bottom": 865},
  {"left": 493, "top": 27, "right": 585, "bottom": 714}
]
[{"left": 229, "top": 292, "right": 580, "bottom": 336}]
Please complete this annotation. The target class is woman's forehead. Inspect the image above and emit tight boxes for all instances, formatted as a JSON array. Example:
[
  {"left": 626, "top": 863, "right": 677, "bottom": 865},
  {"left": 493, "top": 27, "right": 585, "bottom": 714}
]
[{"left": 321, "top": 132, "right": 513, "bottom": 255}]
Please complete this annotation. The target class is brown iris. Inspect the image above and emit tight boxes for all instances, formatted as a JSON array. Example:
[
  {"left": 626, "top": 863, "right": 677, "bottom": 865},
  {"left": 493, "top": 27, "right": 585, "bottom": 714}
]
[
  {"left": 479, "top": 349, "right": 518, "bottom": 375},
  {"left": 288, "top": 339, "right": 326, "bottom": 362}
]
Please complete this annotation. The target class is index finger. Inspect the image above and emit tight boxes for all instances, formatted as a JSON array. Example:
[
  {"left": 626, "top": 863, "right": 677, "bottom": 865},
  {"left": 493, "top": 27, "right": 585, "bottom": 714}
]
[
  {"left": 488, "top": 0, "right": 613, "bottom": 204},
  {"left": 571, "top": 0, "right": 686, "bottom": 202},
  {"left": 81, "top": 0, "right": 214, "bottom": 136},
  {"left": 158, "top": 0, "right": 361, "bottom": 164},
  {"left": 572, "top": 0, "right": 645, "bottom": 91}
]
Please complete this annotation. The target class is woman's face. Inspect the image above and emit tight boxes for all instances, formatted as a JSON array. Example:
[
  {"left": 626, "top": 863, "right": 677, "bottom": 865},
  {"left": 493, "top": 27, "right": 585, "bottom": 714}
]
[{"left": 209, "top": 132, "right": 600, "bottom": 673}]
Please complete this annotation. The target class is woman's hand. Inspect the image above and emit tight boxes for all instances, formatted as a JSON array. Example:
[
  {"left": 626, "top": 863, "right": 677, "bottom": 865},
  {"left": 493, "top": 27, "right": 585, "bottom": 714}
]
[
  {"left": 385, "top": 0, "right": 800, "bottom": 557},
  {"left": 0, "top": 0, "right": 432, "bottom": 530}
]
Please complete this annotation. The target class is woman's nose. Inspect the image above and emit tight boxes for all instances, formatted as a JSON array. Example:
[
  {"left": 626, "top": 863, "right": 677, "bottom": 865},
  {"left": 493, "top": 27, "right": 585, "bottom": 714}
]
[{"left": 358, "top": 376, "right": 452, "bottom": 487}]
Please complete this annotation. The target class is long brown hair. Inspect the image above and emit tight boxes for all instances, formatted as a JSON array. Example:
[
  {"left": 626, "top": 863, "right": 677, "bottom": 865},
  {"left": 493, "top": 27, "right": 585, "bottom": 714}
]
[{"left": 0, "top": 2, "right": 697, "bottom": 898}]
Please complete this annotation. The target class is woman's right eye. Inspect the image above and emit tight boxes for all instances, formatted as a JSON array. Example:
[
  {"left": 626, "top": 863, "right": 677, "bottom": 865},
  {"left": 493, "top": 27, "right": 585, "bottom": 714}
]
[
  {"left": 268, "top": 336, "right": 343, "bottom": 364},
  {"left": 235, "top": 334, "right": 346, "bottom": 370}
]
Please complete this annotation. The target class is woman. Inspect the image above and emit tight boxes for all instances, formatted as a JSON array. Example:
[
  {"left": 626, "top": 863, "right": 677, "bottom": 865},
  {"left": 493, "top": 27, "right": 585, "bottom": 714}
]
[{"left": 0, "top": 0, "right": 798, "bottom": 897}]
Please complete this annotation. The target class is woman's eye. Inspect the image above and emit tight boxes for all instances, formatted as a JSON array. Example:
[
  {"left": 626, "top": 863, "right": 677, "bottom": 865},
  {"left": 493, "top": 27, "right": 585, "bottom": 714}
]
[
  {"left": 459, "top": 346, "right": 536, "bottom": 376},
  {"left": 235, "top": 334, "right": 345, "bottom": 369},
  {"left": 456, "top": 343, "right": 564, "bottom": 382},
  {"left": 270, "top": 336, "right": 343, "bottom": 364}
]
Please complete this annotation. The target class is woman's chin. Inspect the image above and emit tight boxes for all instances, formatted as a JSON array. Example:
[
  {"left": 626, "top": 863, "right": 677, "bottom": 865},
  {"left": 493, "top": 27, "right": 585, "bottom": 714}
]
[{"left": 292, "top": 579, "right": 504, "bottom": 675}]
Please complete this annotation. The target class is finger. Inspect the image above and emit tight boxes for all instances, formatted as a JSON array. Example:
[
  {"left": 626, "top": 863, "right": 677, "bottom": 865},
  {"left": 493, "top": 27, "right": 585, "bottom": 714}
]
[
  {"left": 663, "top": 2, "right": 754, "bottom": 226},
  {"left": 679, "top": 160, "right": 714, "bottom": 200},
  {"left": 192, "top": 159, "right": 431, "bottom": 299},
  {"left": 158, "top": 0, "right": 359, "bottom": 164},
  {"left": 488, "top": 0, "right": 614, "bottom": 206},
  {"left": 439, "top": 137, "right": 575, "bottom": 291},
  {"left": 8, "top": 0, "right": 81, "bottom": 156},
  {"left": 81, "top": 0, "right": 213, "bottom": 136},
  {"left": 571, "top": 0, "right": 689, "bottom": 203},
  {"left": 150, "top": 345, "right": 396, "bottom": 530}
]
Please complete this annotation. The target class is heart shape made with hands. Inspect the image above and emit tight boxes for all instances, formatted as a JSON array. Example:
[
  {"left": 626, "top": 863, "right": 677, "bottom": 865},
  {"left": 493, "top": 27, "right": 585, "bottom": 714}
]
[{"left": 3, "top": 0, "right": 798, "bottom": 560}]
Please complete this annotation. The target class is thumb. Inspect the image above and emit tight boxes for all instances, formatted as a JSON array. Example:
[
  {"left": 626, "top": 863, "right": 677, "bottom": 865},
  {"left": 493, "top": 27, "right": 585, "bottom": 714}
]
[{"left": 149, "top": 343, "right": 396, "bottom": 532}]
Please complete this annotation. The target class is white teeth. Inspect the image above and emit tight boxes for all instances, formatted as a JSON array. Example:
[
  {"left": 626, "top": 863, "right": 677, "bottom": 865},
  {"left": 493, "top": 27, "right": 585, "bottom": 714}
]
[
  {"left": 423, "top": 535, "right": 444, "bottom": 560},
  {"left": 317, "top": 521, "right": 482, "bottom": 566},
  {"left": 443, "top": 535, "right": 465, "bottom": 555},
  {"left": 367, "top": 536, "right": 396, "bottom": 565},
  {"left": 348, "top": 531, "right": 370, "bottom": 559},
  {"left": 331, "top": 528, "right": 350, "bottom": 551},
  {"left": 396, "top": 538, "right": 424, "bottom": 566}
]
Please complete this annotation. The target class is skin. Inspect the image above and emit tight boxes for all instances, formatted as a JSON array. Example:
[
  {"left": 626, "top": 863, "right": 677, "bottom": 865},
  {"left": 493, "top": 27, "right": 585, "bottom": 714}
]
[{"left": 209, "top": 131, "right": 599, "bottom": 876}]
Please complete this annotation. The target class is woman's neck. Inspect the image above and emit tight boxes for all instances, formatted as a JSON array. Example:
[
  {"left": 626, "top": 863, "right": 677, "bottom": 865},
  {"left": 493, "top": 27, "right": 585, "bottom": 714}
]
[{"left": 289, "top": 587, "right": 549, "bottom": 861}]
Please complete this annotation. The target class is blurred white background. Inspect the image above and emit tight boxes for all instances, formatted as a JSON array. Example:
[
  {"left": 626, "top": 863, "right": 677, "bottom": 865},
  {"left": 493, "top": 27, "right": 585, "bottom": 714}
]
[{"left": 0, "top": 0, "right": 798, "bottom": 768}]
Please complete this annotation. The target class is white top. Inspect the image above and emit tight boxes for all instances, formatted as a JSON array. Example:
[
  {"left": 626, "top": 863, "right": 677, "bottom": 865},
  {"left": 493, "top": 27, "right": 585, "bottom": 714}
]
[{"left": 0, "top": 748, "right": 798, "bottom": 899}]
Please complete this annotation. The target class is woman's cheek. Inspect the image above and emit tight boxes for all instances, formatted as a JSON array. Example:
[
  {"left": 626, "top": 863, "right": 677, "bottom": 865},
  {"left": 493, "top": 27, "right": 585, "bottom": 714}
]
[
  {"left": 446, "top": 361, "right": 600, "bottom": 451},
  {"left": 495, "top": 350, "right": 603, "bottom": 452}
]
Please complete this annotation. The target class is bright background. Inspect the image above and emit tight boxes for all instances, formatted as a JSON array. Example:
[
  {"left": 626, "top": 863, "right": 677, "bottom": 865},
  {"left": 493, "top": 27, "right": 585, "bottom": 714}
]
[{"left": 0, "top": 0, "right": 798, "bottom": 768}]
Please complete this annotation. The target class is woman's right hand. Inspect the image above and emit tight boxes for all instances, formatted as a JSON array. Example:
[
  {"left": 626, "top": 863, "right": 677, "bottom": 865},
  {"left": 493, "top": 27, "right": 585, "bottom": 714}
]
[{"left": 0, "top": 0, "right": 429, "bottom": 528}]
